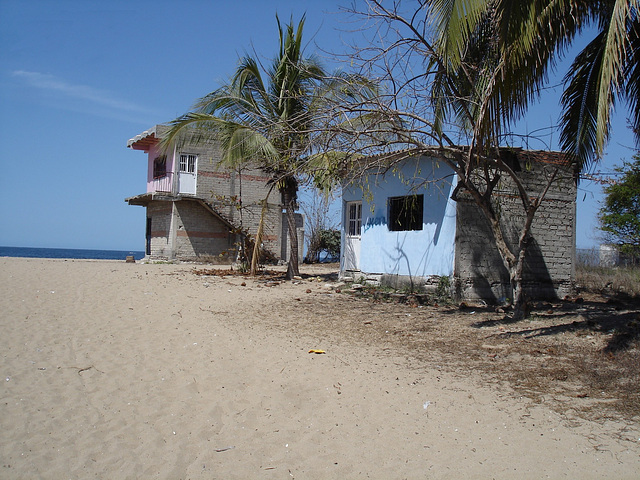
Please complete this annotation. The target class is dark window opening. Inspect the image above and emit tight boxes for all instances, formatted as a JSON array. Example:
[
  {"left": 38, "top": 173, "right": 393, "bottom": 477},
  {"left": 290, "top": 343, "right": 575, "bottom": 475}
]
[
  {"left": 145, "top": 217, "right": 152, "bottom": 255},
  {"left": 499, "top": 149, "right": 521, "bottom": 172},
  {"left": 388, "top": 195, "right": 423, "bottom": 231},
  {"left": 153, "top": 155, "right": 167, "bottom": 179}
]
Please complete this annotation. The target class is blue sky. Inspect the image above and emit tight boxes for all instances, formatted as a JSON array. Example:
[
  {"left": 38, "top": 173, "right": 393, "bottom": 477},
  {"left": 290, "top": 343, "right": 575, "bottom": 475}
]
[{"left": 0, "top": 0, "right": 635, "bottom": 251}]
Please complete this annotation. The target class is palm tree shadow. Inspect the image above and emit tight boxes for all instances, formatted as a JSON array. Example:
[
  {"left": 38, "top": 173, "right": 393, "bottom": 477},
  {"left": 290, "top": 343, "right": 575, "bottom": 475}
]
[{"left": 470, "top": 297, "right": 640, "bottom": 353}]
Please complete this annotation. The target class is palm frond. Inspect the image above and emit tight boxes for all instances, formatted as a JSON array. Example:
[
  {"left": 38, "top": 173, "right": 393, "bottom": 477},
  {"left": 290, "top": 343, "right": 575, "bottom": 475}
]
[
  {"left": 595, "top": 0, "right": 636, "bottom": 154},
  {"left": 428, "top": 0, "right": 489, "bottom": 69},
  {"left": 219, "top": 123, "right": 280, "bottom": 169},
  {"left": 624, "top": 10, "right": 640, "bottom": 141},
  {"left": 165, "top": 14, "right": 377, "bottom": 191},
  {"left": 161, "top": 112, "right": 222, "bottom": 152},
  {"left": 560, "top": 32, "right": 606, "bottom": 170}
]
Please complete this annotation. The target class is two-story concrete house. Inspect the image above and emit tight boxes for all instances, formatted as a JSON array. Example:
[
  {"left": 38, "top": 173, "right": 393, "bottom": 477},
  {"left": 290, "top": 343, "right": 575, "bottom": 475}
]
[{"left": 126, "top": 124, "right": 303, "bottom": 263}]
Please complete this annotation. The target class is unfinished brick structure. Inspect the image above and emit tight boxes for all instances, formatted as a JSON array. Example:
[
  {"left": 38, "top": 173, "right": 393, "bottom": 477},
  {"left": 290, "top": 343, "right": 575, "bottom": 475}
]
[
  {"left": 454, "top": 150, "right": 577, "bottom": 302},
  {"left": 126, "top": 125, "right": 303, "bottom": 263}
]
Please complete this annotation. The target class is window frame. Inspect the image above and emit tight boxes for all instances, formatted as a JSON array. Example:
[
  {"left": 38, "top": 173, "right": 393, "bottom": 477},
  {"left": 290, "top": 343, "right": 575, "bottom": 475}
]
[
  {"left": 347, "top": 201, "right": 362, "bottom": 237},
  {"left": 179, "top": 153, "right": 197, "bottom": 173},
  {"left": 388, "top": 194, "right": 424, "bottom": 232},
  {"left": 152, "top": 155, "right": 167, "bottom": 179}
]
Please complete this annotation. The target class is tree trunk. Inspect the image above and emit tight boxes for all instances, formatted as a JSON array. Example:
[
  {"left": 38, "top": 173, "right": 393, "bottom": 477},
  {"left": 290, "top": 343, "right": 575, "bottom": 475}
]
[
  {"left": 483, "top": 208, "right": 534, "bottom": 319},
  {"left": 485, "top": 203, "right": 544, "bottom": 320},
  {"left": 281, "top": 180, "right": 300, "bottom": 280},
  {"left": 510, "top": 204, "right": 544, "bottom": 319},
  {"left": 250, "top": 186, "right": 274, "bottom": 276},
  {"left": 250, "top": 199, "right": 268, "bottom": 276},
  {"left": 458, "top": 163, "right": 558, "bottom": 321},
  {"left": 468, "top": 190, "right": 529, "bottom": 320},
  {"left": 510, "top": 251, "right": 528, "bottom": 320}
]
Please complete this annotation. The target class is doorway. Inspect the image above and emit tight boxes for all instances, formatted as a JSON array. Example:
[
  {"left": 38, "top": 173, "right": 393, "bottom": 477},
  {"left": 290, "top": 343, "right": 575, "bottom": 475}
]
[
  {"left": 343, "top": 201, "right": 362, "bottom": 270},
  {"left": 178, "top": 154, "right": 197, "bottom": 195},
  {"left": 145, "top": 216, "right": 152, "bottom": 255}
]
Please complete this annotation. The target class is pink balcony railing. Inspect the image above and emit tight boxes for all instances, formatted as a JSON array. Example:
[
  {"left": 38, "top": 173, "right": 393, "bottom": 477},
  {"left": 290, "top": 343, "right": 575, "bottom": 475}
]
[{"left": 148, "top": 172, "right": 174, "bottom": 194}]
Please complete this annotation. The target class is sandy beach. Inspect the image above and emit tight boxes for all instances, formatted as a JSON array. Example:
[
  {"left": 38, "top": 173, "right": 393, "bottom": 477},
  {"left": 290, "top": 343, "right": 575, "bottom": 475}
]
[{"left": 1, "top": 257, "right": 638, "bottom": 479}]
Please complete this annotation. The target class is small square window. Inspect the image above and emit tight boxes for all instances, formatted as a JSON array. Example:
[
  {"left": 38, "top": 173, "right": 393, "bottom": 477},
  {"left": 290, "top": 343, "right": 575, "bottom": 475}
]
[{"left": 388, "top": 195, "right": 423, "bottom": 231}]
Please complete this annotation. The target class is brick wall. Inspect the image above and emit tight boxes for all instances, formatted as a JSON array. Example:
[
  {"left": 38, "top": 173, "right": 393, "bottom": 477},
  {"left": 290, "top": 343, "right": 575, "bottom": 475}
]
[
  {"left": 454, "top": 157, "right": 576, "bottom": 302},
  {"left": 147, "top": 203, "right": 172, "bottom": 259},
  {"left": 173, "top": 138, "right": 284, "bottom": 259},
  {"left": 173, "top": 201, "right": 235, "bottom": 261}
]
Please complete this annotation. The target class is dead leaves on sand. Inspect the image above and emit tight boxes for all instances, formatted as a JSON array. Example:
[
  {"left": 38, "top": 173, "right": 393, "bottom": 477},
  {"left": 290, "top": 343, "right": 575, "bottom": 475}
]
[{"left": 192, "top": 267, "right": 282, "bottom": 280}]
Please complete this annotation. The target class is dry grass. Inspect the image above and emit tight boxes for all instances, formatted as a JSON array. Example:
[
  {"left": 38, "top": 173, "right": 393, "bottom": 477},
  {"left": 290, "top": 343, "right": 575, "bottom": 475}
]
[
  {"left": 193, "top": 263, "right": 640, "bottom": 422},
  {"left": 264, "top": 277, "right": 639, "bottom": 423},
  {"left": 576, "top": 264, "right": 640, "bottom": 298},
  {"left": 339, "top": 293, "right": 638, "bottom": 421}
]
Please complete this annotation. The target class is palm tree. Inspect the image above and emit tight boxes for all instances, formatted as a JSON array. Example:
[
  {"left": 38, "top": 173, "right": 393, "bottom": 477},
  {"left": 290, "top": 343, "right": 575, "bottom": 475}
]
[
  {"left": 344, "top": 1, "right": 637, "bottom": 318},
  {"left": 427, "top": 0, "right": 640, "bottom": 169},
  {"left": 163, "top": 15, "right": 340, "bottom": 279},
  {"left": 404, "top": 0, "right": 637, "bottom": 317}
]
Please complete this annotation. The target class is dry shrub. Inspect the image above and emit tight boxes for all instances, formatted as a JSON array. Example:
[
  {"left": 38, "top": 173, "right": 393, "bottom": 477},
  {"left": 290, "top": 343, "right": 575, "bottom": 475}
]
[{"left": 576, "top": 264, "right": 640, "bottom": 298}]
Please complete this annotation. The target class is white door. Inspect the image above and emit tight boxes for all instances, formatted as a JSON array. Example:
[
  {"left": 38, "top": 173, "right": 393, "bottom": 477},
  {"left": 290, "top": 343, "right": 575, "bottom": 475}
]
[
  {"left": 178, "top": 154, "right": 197, "bottom": 195},
  {"left": 344, "top": 201, "right": 362, "bottom": 271}
]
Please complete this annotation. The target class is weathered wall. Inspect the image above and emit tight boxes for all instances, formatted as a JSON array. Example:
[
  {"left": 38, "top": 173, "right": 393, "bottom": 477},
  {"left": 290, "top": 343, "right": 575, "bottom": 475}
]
[
  {"left": 341, "top": 158, "right": 457, "bottom": 278},
  {"left": 171, "top": 137, "right": 282, "bottom": 259},
  {"left": 146, "top": 202, "right": 172, "bottom": 259},
  {"left": 173, "top": 201, "right": 235, "bottom": 261},
  {"left": 454, "top": 158, "right": 576, "bottom": 302},
  {"left": 146, "top": 200, "right": 238, "bottom": 261},
  {"left": 196, "top": 163, "right": 282, "bottom": 258}
]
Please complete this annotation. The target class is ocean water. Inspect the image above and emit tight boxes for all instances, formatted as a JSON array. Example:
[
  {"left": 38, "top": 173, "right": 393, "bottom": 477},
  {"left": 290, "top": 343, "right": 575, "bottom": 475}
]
[{"left": 0, "top": 246, "right": 145, "bottom": 261}]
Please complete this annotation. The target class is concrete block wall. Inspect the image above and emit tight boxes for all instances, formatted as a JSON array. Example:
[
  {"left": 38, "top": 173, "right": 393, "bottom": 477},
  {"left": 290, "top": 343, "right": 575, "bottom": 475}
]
[
  {"left": 229, "top": 202, "right": 285, "bottom": 263},
  {"left": 280, "top": 212, "right": 305, "bottom": 264},
  {"left": 172, "top": 137, "right": 284, "bottom": 259},
  {"left": 147, "top": 203, "right": 172, "bottom": 259},
  {"left": 455, "top": 160, "right": 576, "bottom": 302},
  {"left": 173, "top": 201, "right": 235, "bottom": 261},
  {"left": 197, "top": 166, "right": 282, "bottom": 258},
  {"left": 131, "top": 126, "right": 296, "bottom": 263}
]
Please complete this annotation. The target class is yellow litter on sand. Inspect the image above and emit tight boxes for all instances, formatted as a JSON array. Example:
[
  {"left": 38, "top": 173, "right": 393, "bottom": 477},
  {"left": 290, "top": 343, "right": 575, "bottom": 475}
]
[{"left": 308, "top": 349, "right": 326, "bottom": 354}]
